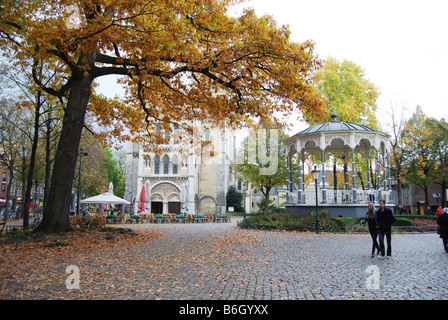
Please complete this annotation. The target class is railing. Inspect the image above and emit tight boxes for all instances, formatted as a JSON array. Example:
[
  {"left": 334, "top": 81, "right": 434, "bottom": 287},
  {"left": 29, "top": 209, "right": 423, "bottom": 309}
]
[{"left": 289, "top": 189, "right": 393, "bottom": 205}]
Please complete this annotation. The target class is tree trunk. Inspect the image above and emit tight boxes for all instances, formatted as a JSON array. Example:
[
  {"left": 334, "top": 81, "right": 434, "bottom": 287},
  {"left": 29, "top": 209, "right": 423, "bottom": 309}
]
[
  {"left": 35, "top": 73, "right": 93, "bottom": 234},
  {"left": 22, "top": 90, "right": 41, "bottom": 230},
  {"left": 43, "top": 114, "right": 52, "bottom": 210},
  {"left": 264, "top": 187, "right": 271, "bottom": 214},
  {"left": 424, "top": 187, "right": 429, "bottom": 209},
  {"left": 441, "top": 181, "right": 447, "bottom": 207}
]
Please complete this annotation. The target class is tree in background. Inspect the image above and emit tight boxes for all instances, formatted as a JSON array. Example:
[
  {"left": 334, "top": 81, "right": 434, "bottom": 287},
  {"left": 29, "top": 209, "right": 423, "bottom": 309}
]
[
  {"left": 226, "top": 186, "right": 243, "bottom": 213},
  {"left": 233, "top": 125, "right": 287, "bottom": 214},
  {"left": 426, "top": 117, "right": 448, "bottom": 206},
  {"left": 385, "top": 98, "right": 410, "bottom": 207},
  {"left": 314, "top": 57, "right": 379, "bottom": 128},
  {"left": 102, "top": 148, "right": 126, "bottom": 198},
  {"left": 401, "top": 106, "right": 436, "bottom": 207},
  {"left": 313, "top": 57, "right": 380, "bottom": 192}
]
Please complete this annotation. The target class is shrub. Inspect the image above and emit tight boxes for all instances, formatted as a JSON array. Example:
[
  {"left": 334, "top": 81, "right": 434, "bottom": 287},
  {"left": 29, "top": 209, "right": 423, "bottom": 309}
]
[
  {"left": 393, "top": 218, "right": 414, "bottom": 227},
  {"left": 239, "top": 211, "right": 344, "bottom": 232}
]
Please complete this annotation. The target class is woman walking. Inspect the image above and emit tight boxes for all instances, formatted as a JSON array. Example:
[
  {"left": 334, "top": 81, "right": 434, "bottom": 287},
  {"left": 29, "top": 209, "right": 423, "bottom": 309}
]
[
  {"left": 437, "top": 207, "right": 448, "bottom": 253},
  {"left": 363, "top": 203, "right": 380, "bottom": 258}
]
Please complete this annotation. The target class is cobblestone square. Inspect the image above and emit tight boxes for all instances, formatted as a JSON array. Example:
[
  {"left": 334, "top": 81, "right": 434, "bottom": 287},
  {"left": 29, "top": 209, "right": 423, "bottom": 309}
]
[{"left": 1, "top": 217, "right": 447, "bottom": 300}]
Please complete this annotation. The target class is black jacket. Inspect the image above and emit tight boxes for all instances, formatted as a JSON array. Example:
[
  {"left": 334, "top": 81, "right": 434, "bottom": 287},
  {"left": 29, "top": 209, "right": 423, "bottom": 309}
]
[
  {"left": 437, "top": 213, "right": 448, "bottom": 238},
  {"left": 375, "top": 207, "right": 395, "bottom": 232}
]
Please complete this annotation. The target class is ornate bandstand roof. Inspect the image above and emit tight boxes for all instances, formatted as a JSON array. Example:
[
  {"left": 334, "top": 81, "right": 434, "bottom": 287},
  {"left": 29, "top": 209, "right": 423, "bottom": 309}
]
[{"left": 284, "top": 112, "right": 391, "bottom": 155}]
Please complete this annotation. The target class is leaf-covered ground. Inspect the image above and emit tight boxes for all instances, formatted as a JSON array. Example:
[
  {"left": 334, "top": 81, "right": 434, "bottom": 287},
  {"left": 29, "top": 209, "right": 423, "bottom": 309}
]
[{"left": 0, "top": 224, "right": 259, "bottom": 299}]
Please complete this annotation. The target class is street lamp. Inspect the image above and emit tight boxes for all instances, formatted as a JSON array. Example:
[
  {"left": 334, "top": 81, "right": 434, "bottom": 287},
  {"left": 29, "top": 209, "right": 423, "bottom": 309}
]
[
  {"left": 242, "top": 181, "right": 247, "bottom": 220},
  {"left": 76, "top": 149, "right": 89, "bottom": 216},
  {"left": 311, "top": 166, "right": 320, "bottom": 234}
]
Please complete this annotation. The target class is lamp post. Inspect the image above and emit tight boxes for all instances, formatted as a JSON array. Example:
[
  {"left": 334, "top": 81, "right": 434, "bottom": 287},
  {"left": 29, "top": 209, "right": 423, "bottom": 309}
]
[
  {"left": 76, "top": 149, "right": 89, "bottom": 216},
  {"left": 311, "top": 166, "right": 320, "bottom": 234},
  {"left": 242, "top": 181, "right": 247, "bottom": 220}
]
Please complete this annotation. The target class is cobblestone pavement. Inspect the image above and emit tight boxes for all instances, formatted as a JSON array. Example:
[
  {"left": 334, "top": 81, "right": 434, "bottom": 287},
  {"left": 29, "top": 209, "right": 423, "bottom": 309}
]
[
  {"left": 124, "top": 218, "right": 448, "bottom": 300},
  {"left": 3, "top": 218, "right": 448, "bottom": 300}
]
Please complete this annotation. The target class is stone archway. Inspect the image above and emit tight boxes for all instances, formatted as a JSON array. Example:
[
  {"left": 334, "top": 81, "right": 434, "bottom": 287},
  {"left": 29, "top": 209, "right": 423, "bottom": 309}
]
[
  {"left": 151, "top": 182, "right": 181, "bottom": 214},
  {"left": 150, "top": 194, "right": 163, "bottom": 214},
  {"left": 199, "top": 195, "right": 216, "bottom": 214}
]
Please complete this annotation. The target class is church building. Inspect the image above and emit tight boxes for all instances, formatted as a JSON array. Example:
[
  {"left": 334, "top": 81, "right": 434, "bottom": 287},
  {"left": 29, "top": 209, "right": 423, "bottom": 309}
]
[{"left": 123, "top": 121, "right": 236, "bottom": 215}]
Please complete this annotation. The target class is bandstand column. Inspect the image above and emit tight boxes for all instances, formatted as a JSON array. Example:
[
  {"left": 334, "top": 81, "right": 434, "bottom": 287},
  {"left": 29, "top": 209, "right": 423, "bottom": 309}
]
[
  {"left": 352, "top": 149, "right": 358, "bottom": 204},
  {"left": 376, "top": 150, "right": 382, "bottom": 201},
  {"left": 297, "top": 152, "right": 303, "bottom": 204},
  {"left": 387, "top": 152, "right": 392, "bottom": 203},
  {"left": 367, "top": 150, "right": 372, "bottom": 189},
  {"left": 321, "top": 149, "right": 327, "bottom": 204},
  {"left": 286, "top": 155, "right": 291, "bottom": 204}
]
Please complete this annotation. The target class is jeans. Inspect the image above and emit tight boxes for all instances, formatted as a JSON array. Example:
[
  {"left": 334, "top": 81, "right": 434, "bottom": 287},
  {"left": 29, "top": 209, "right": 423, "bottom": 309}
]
[
  {"left": 378, "top": 228, "right": 392, "bottom": 257},
  {"left": 369, "top": 227, "right": 379, "bottom": 256}
]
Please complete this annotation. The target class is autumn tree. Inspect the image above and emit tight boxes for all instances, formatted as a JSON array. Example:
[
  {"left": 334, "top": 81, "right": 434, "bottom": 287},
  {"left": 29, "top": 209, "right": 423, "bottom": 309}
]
[
  {"left": 314, "top": 57, "right": 379, "bottom": 127},
  {"left": 426, "top": 117, "right": 448, "bottom": 207},
  {"left": 313, "top": 57, "right": 380, "bottom": 192},
  {"left": 0, "top": 99, "right": 26, "bottom": 220},
  {"left": 233, "top": 125, "right": 287, "bottom": 214},
  {"left": 384, "top": 98, "right": 410, "bottom": 207},
  {"left": 401, "top": 106, "right": 435, "bottom": 207},
  {"left": 1, "top": 0, "right": 325, "bottom": 233}
]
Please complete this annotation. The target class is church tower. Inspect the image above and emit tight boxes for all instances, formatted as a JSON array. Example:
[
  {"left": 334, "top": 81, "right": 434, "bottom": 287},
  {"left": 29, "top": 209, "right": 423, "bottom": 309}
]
[{"left": 123, "top": 121, "right": 236, "bottom": 215}]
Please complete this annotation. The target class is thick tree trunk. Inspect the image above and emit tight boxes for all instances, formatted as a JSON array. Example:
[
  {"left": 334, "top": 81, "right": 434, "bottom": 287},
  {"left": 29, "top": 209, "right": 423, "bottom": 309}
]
[{"left": 36, "top": 73, "right": 93, "bottom": 234}]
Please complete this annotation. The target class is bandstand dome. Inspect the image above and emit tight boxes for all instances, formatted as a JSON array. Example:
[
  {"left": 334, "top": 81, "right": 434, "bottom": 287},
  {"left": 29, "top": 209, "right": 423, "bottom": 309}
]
[{"left": 283, "top": 112, "right": 393, "bottom": 218}]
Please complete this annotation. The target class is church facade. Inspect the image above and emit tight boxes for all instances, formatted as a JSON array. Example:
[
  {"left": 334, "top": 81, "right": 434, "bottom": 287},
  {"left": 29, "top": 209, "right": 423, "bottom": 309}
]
[{"left": 123, "top": 122, "right": 236, "bottom": 215}]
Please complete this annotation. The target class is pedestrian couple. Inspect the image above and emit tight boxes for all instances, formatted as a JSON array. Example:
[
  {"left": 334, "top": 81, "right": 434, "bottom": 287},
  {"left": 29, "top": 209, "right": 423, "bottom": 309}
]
[{"left": 363, "top": 200, "right": 395, "bottom": 259}]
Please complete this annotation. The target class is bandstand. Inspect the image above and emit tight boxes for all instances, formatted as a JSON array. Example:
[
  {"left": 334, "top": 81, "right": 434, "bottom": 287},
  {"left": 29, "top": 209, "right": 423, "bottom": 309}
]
[{"left": 283, "top": 112, "right": 393, "bottom": 218}]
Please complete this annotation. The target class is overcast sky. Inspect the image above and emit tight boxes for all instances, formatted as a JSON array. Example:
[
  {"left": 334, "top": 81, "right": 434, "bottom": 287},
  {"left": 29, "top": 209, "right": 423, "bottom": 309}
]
[
  {"left": 97, "top": 0, "right": 448, "bottom": 136},
  {"left": 231, "top": 0, "right": 448, "bottom": 132}
]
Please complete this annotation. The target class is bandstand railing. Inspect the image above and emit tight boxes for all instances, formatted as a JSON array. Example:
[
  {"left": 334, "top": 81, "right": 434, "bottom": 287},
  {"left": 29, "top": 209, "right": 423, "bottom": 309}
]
[{"left": 289, "top": 189, "right": 392, "bottom": 205}]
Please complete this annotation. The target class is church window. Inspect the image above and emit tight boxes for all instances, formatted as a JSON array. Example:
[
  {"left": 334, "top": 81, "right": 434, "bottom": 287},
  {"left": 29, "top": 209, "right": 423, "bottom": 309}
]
[
  {"left": 172, "top": 156, "right": 178, "bottom": 174},
  {"left": 163, "top": 155, "right": 169, "bottom": 174},
  {"left": 204, "top": 128, "right": 211, "bottom": 142},
  {"left": 154, "top": 156, "right": 160, "bottom": 174}
]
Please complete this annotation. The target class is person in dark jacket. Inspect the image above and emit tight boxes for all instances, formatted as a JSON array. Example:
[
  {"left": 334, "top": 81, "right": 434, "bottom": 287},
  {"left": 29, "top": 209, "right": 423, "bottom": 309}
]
[
  {"left": 437, "top": 207, "right": 448, "bottom": 253},
  {"left": 375, "top": 199, "right": 395, "bottom": 259},
  {"left": 362, "top": 203, "right": 379, "bottom": 258}
]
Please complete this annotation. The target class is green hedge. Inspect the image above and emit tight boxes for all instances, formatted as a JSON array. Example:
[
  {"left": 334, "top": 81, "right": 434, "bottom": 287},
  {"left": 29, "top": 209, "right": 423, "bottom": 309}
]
[
  {"left": 239, "top": 213, "right": 420, "bottom": 233},
  {"left": 239, "top": 211, "right": 344, "bottom": 232},
  {"left": 395, "top": 214, "right": 438, "bottom": 221}
]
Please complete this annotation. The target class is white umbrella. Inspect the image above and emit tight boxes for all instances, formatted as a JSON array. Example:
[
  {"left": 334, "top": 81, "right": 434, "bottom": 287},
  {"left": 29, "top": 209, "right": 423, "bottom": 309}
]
[
  {"left": 145, "top": 180, "right": 151, "bottom": 211},
  {"left": 81, "top": 192, "right": 130, "bottom": 205},
  {"left": 109, "top": 181, "right": 114, "bottom": 195}
]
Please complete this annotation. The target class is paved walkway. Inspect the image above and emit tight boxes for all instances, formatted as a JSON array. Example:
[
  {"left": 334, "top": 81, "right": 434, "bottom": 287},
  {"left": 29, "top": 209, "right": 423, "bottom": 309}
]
[{"left": 1, "top": 217, "right": 447, "bottom": 300}]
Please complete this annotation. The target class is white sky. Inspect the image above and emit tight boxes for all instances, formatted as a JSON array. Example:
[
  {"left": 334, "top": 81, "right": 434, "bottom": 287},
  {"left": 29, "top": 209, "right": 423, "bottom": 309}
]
[
  {"left": 231, "top": 0, "right": 448, "bottom": 133},
  {"left": 97, "top": 0, "right": 448, "bottom": 138}
]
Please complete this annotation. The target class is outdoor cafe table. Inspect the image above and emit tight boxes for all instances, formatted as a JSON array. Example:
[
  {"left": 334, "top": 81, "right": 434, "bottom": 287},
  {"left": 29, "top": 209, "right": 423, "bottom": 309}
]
[
  {"left": 194, "top": 215, "right": 205, "bottom": 223},
  {"left": 176, "top": 215, "right": 186, "bottom": 223}
]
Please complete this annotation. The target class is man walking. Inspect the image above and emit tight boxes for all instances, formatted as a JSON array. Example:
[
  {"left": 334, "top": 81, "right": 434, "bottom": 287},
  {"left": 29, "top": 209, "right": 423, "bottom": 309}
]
[{"left": 376, "top": 199, "right": 395, "bottom": 259}]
